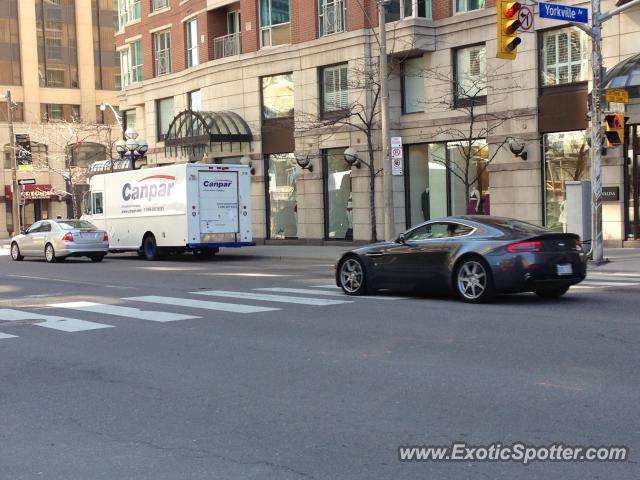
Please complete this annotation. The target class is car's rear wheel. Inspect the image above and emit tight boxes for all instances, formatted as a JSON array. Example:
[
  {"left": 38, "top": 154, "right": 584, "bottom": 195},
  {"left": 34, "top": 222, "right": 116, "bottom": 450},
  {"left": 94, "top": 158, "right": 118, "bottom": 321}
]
[
  {"left": 45, "top": 243, "right": 59, "bottom": 263},
  {"left": 339, "top": 256, "right": 368, "bottom": 295},
  {"left": 143, "top": 235, "right": 159, "bottom": 261},
  {"left": 90, "top": 254, "right": 105, "bottom": 263},
  {"left": 534, "top": 286, "right": 570, "bottom": 298},
  {"left": 454, "top": 257, "right": 494, "bottom": 303},
  {"left": 10, "top": 242, "right": 23, "bottom": 261}
]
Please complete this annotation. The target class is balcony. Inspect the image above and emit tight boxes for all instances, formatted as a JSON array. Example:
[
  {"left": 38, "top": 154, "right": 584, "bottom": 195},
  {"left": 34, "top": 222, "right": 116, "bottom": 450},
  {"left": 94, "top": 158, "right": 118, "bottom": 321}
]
[
  {"left": 321, "top": 0, "right": 346, "bottom": 36},
  {"left": 214, "top": 33, "right": 242, "bottom": 59}
]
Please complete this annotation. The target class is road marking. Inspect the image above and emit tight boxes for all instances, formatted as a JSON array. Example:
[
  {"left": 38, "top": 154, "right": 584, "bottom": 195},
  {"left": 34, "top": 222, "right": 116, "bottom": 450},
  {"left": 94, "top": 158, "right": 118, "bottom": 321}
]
[
  {"left": 125, "top": 296, "right": 279, "bottom": 314},
  {"left": 0, "top": 246, "right": 9, "bottom": 257},
  {"left": 581, "top": 281, "right": 638, "bottom": 287},
  {"left": 48, "top": 301, "right": 200, "bottom": 323},
  {"left": 192, "top": 290, "right": 352, "bottom": 306},
  {"left": 256, "top": 287, "right": 406, "bottom": 300},
  {"left": 0, "top": 308, "right": 113, "bottom": 332},
  {"left": 311, "top": 285, "right": 340, "bottom": 289},
  {"left": 0, "top": 332, "right": 18, "bottom": 339},
  {"left": 197, "top": 273, "right": 296, "bottom": 277}
]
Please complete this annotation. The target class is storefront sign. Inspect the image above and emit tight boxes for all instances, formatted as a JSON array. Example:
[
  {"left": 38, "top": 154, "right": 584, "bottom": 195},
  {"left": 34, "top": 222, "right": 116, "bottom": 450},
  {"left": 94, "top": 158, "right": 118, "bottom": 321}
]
[
  {"left": 605, "top": 89, "right": 629, "bottom": 104},
  {"left": 391, "top": 137, "right": 403, "bottom": 176},
  {"left": 15, "top": 134, "right": 33, "bottom": 171},
  {"left": 602, "top": 186, "right": 619, "bottom": 202},
  {"left": 3, "top": 184, "right": 57, "bottom": 201}
]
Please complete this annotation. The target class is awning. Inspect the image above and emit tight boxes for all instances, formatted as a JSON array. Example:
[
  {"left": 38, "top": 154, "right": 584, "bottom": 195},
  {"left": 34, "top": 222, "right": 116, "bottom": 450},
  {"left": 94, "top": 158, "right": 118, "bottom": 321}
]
[
  {"left": 4, "top": 184, "right": 58, "bottom": 201},
  {"left": 604, "top": 53, "right": 640, "bottom": 97},
  {"left": 164, "top": 109, "right": 252, "bottom": 160}
]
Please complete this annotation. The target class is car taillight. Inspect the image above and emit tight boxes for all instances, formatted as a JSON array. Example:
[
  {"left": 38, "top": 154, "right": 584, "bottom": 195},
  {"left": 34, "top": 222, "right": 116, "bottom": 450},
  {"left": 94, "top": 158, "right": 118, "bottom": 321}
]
[
  {"left": 62, "top": 232, "right": 74, "bottom": 242},
  {"left": 506, "top": 241, "right": 544, "bottom": 253},
  {"left": 575, "top": 239, "right": 582, "bottom": 251},
  {"left": 103, "top": 232, "right": 109, "bottom": 241}
]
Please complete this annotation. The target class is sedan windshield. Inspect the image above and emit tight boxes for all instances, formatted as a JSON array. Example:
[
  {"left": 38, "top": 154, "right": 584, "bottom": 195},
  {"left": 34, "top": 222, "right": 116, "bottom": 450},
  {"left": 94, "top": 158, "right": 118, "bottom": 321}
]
[{"left": 57, "top": 220, "right": 97, "bottom": 230}]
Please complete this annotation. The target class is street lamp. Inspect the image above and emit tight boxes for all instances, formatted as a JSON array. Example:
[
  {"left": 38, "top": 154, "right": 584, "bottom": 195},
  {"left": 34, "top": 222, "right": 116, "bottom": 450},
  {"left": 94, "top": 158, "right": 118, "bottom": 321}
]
[
  {"left": 123, "top": 128, "right": 147, "bottom": 170},
  {"left": 99, "top": 102, "right": 123, "bottom": 133}
]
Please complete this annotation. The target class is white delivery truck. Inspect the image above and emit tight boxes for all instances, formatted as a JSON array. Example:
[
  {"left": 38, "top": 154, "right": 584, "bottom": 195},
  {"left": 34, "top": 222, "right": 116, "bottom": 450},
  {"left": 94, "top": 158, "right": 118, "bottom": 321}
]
[{"left": 82, "top": 163, "right": 254, "bottom": 260}]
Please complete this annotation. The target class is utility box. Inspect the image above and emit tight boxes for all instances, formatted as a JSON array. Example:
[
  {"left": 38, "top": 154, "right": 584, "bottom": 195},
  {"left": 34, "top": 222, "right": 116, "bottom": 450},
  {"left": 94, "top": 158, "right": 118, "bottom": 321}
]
[{"left": 565, "top": 180, "right": 592, "bottom": 245}]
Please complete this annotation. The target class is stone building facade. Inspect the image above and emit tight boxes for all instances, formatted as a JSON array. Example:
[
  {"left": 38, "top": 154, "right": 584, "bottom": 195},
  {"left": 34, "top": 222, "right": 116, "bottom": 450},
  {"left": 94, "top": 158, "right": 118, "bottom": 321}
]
[{"left": 114, "top": 0, "right": 640, "bottom": 246}]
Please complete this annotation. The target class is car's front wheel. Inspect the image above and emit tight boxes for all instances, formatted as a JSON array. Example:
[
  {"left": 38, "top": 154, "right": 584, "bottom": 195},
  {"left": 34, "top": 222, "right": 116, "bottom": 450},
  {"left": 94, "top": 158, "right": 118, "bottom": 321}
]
[
  {"left": 10, "top": 242, "right": 23, "bottom": 261},
  {"left": 454, "top": 257, "right": 494, "bottom": 303},
  {"left": 338, "top": 256, "right": 368, "bottom": 295},
  {"left": 534, "top": 286, "right": 570, "bottom": 298}
]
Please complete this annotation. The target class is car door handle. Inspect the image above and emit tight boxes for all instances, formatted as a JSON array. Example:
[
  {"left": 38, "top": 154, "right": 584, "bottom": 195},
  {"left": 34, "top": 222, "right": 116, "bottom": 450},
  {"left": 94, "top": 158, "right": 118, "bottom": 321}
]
[{"left": 365, "top": 252, "right": 384, "bottom": 257}]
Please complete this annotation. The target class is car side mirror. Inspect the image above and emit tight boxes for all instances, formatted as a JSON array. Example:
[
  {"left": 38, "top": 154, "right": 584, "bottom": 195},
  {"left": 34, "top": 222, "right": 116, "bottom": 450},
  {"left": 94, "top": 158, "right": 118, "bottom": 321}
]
[
  {"left": 20, "top": 229, "right": 28, "bottom": 235},
  {"left": 396, "top": 233, "right": 406, "bottom": 244}
]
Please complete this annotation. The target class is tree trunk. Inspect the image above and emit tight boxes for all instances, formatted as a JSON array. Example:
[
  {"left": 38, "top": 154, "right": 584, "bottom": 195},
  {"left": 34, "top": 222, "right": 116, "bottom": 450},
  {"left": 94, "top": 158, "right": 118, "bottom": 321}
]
[{"left": 367, "top": 136, "right": 377, "bottom": 242}]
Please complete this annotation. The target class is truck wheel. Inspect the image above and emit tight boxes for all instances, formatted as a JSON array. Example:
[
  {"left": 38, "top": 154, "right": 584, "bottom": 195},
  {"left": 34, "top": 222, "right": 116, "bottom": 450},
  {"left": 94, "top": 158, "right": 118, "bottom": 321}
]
[{"left": 143, "top": 235, "right": 160, "bottom": 261}]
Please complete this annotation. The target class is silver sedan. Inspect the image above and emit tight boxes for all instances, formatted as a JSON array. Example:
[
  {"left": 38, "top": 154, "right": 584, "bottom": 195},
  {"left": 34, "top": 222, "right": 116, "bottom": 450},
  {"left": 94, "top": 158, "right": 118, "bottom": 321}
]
[{"left": 10, "top": 219, "right": 109, "bottom": 263}]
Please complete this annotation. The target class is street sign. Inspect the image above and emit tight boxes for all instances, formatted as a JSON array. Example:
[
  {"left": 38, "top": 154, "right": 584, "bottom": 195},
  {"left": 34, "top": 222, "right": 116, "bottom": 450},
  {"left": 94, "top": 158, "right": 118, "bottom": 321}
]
[
  {"left": 539, "top": 2, "right": 589, "bottom": 24},
  {"left": 390, "top": 137, "right": 403, "bottom": 176},
  {"left": 519, "top": 5, "right": 534, "bottom": 32},
  {"left": 605, "top": 88, "right": 629, "bottom": 104},
  {"left": 18, "top": 178, "right": 36, "bottom": 185}
]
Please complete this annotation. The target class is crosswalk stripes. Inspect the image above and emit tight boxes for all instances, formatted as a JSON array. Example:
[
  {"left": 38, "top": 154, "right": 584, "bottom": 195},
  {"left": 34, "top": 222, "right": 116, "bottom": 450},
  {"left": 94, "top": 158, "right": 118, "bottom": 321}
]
[
  {"left": 125, "top": 295, "right": 280, "bottom": 314},
  {"left": 49, "top": 301, "right": 200, "bottom": 322},
  {"left": 0, "top": 245, "right": 9, "bottom": 257},
  {"left": 192, "top": 290, "right": 352, "bottom": 306},
  {"left": 0, "top": 332, "right": 18, "bottom": 339},
  {"left": 0, "top": 308, "right": 113, "bottom": 333},
  {"left": 257, "top": 287, "right": 407, "bottom": 300}
]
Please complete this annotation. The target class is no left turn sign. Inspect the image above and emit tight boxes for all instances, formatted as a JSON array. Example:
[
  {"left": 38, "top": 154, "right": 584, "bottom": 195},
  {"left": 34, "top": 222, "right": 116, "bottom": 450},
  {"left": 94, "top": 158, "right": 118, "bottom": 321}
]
[{"left": 519, "top": 5, "right": 534, "bottom": 32}]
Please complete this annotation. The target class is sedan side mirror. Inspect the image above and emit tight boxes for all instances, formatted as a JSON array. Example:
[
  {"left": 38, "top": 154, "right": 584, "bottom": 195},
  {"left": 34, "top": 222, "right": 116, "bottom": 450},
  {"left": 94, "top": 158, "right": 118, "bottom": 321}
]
[
  {"left": 396, "top": 233, "right": 406, "bottom": 244},
  {"left": 20, "top": 229, "right": 28, "bottom": 235}
]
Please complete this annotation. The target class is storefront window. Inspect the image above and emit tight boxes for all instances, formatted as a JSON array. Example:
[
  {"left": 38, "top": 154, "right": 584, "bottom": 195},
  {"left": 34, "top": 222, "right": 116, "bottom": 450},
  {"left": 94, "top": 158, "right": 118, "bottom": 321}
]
[
  {"left": 543, "top": 131, "right": 590, "bottom": 231},
  {"left": 448, "top": 140, "right": 489, "bottom": 215},
  {"left": 267, "top": 153, "right": 297, "bottom": 239},
  {"left": 324, "top": 147, "right": 352, "bottom": 240},
  {"left": 407, "top": 143, "right": 447, "bottom": 226}
]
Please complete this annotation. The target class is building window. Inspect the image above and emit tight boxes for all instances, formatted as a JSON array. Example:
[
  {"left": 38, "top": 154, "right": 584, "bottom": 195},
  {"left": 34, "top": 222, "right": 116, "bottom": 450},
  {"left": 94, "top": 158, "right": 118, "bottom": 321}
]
[
  {"left": 324, "top": 147, "right": 353, "bottom": 240},
  {"left": 321, "top": 64, "right": 348, "bottom": 113},
  {"left": 260, "top": 0, "right": 291, "bottom": 47},
  {"left": 402, "top": 57, "right": 425, "bottom": 114},
  {"left": 261, "top": 74, "right": 294, "bottom": 119},
  {"left": 543, "top": 131, "right": 589, "bottom": 230},
  {"left": 405, "top": 141, "right": 489, "bottom": 227},
  {"left": 36, "top": 0, "right": 79, "bottom": 88},
  {"left": 186, "top": 19, "right": 199, "bottom": 68},
  {"left": 93, "top": 0, "right": 120, "bottom": 91},
  {"left": 0, "top": 0, "right": 22, "bottom": 86},
  {"left": 0, "top": 102, "right": 24, "bottom": 123},
  {"left": 319, "top": 0, "right": 346, "bottom": 36},
  {"left": 454, "top": 0, "right": 484, "bottom": 14},
  {"left": 156, "top": 97, "right": 174, "bottom": 140},
  {"left": 152, "top": 0, "right": 169, "bottom": 11},
  {"left": 541, "top": 27, "right": 588, "bottom": 87},
  {"left": 153, "top": 31, "right": 172, "bottom": 77},
  {"left": 118, "top": 0, "right": 141, "bottom": 30},
  {"left": 41, "top": 104, "right": 80, "bottom": 122},
  {"left": 66, "top": 142, "right": 107, "bottom": 168},
  {"left": 455, "top": 44, "right": 486, "bottom": 102},
  {"left": 188, "top": 90, "right": 202, "bottom": 111},
  {"left": 124, "top": 109, "right": 136, "bottom": 131},
  {"left": 385, "top": 0, "right": 431, "bottom": 21},
  {"left": 266, "top": 153, "right": 298, "bottom": 239},
  {"left": 119, "top": 40, "right": 143, "bottom": 87}
]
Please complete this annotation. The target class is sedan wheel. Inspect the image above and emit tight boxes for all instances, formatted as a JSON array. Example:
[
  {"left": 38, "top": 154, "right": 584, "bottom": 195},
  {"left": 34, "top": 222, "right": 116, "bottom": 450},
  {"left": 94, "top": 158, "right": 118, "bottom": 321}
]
[
  {"left": 455, "top": 258, "right": 494, "bottom": 303},
  {"left": 45, "top": 243, "right": 58, "bottom": 263},
  {"left": 339, "top": 257, "right": 368, "bottom": 295},
  {"left": 10, "top": 243, "right": 23, "bottom": 261}
]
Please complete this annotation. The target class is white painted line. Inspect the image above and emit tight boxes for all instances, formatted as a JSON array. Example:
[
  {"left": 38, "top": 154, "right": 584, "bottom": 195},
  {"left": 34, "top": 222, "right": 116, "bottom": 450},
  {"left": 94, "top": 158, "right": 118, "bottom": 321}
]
[
  {"left": 193, "top": 290, "right": 352, "bottom": 306},
  {"left": 256, "top": 287, "right": 406, "bottom": 300},
  {"left": 310, "top": 285, "right": 341, "bottom": 289},
  {"left": 581, "top": 281, "right": 638, "bottom": 287},
  {"left": 587, "top": 272, "right": 640, "bottom": 277},
  {"left": 197, "top": 273, "right": 296, "bottom": 277},
  {"left": 49, "top": 301, "right": 200, "bottom": 323},
  {"left": 125, "top": 296, "right": 279, "bottom": 314},
  {"left": 0, "top": 308, "right": 113, "bottom": 332},
  {"left": 0, "top": 332, "right": 17, "bottom": 339}
]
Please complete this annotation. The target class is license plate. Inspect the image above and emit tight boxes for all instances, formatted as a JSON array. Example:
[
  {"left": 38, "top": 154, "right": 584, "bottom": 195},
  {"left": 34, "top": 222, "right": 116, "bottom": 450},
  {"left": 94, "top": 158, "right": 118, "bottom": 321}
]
[{"left": 557, "top": 264, "right": 573, "bottom": 276}]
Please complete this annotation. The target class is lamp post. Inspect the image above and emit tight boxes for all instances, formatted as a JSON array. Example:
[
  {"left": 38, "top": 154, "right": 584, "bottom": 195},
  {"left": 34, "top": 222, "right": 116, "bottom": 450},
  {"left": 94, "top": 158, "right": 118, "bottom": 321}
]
[{"left": 123, "top": 128, "right": 147, "bottom": 170}]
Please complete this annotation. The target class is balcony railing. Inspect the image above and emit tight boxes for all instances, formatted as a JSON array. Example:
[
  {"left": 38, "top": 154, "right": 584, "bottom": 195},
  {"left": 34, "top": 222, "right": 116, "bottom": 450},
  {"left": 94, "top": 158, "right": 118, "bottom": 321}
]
[
  {"left": 322, "top": 0, "right": 346, "bottom": 36},
  {"left": 155, "top": 50, "right": 171, "bottom": 77},
  {"left": 214, "top": 33, "right": 242, "bottom": 59}
]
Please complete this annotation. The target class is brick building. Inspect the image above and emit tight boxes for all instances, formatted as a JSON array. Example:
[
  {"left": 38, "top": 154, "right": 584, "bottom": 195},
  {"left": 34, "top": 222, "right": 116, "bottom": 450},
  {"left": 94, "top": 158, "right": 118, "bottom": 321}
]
[{"left": 114, "top": 0, "right": 640, "bottom": 246}]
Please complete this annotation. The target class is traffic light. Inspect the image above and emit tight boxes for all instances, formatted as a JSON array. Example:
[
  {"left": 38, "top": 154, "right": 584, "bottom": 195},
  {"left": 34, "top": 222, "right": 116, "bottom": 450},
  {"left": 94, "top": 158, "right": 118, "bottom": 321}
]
[
  {"left": 604, "top": 113, "right": 625, "bottom": 147},
  {"left": 497, "top": 0, "right": 522, "bottom": 60}
]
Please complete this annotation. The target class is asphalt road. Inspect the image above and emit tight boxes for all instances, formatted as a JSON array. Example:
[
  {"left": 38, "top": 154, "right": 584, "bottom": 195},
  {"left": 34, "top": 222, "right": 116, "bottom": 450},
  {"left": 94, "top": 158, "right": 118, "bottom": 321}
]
[{"left": 0, "top": 249, "right": 638, "bottom": 480}]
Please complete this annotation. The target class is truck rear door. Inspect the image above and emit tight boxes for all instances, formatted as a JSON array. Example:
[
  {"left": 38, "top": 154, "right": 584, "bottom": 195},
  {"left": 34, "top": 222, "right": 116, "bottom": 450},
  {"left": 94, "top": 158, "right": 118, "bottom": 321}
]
[{"left": 198, "top": 170, "right": 240, "bottom": 234}]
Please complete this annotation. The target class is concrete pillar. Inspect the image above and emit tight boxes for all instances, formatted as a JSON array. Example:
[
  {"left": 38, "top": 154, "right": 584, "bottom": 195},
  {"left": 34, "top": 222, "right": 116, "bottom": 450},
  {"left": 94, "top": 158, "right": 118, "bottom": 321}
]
[{"left": 76, "top": 2, "right": 98, "bottom": 122}]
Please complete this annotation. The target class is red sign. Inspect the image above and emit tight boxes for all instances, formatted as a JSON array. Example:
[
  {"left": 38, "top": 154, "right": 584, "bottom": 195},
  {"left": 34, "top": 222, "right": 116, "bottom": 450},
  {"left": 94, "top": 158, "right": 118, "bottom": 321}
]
[{"left": 4, "top": 184, "right": 58, "bottom": 201}]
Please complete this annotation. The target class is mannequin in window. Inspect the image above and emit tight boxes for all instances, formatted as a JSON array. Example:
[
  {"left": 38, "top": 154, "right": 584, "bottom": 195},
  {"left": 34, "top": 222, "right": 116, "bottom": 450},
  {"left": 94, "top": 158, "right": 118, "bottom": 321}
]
[{"left": 421, "top": 187, "right": 430, "bottom": 221}]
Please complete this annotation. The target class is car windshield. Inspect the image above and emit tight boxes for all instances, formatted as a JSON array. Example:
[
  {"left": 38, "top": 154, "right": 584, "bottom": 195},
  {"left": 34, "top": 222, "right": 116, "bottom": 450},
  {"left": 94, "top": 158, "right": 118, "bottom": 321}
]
[
  {"left": 57, "top": 220, "right": 97, "bottom": 230},
  {"left": 483, "top": 218, "right": 548, "bottom": 234}
]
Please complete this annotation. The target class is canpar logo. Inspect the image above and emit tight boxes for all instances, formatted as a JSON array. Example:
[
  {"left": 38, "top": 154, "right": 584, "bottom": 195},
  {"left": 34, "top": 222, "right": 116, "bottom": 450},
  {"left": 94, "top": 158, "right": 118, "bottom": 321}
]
[
  {"left": 122, "top": 175, "right": 175, "bottom": 201},
  {"left": 203, "top": 180, "right": 233, "bottom": 189}
]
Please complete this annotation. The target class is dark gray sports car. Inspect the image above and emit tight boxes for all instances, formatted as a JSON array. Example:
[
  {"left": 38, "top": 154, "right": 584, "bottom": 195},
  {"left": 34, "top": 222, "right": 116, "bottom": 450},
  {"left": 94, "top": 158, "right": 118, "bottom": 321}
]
[{"left": 335, "top": 216, "right": 588, "bottom": 302}]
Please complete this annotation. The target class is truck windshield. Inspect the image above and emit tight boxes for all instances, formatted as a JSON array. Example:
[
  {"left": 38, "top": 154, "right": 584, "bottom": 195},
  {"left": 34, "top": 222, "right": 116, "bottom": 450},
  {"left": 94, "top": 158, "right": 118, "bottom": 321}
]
[{"left": 56, "top": 220, "right": 98, "bottom": 230}]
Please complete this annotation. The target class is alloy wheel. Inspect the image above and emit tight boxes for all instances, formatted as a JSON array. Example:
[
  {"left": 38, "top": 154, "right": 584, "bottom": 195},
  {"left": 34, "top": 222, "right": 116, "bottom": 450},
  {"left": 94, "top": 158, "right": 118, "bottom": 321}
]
[
  {"left": 45, "top": 244, "right": 55, "bottom": 263},
  {"left": 457, "top": 260, "right": 487, "bottom": 301},
  {"left": 340, "top": 258, "right": 364, "bottom": 294},
  {"left": 11, "top": 243, "right": 21, "bottom": 261}
]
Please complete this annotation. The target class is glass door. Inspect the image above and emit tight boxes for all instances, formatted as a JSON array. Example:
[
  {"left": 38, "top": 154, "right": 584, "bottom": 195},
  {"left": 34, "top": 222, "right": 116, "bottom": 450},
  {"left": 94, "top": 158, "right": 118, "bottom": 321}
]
[{"left": 626, "top": 125, "right": 640, "bottom": 239}]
